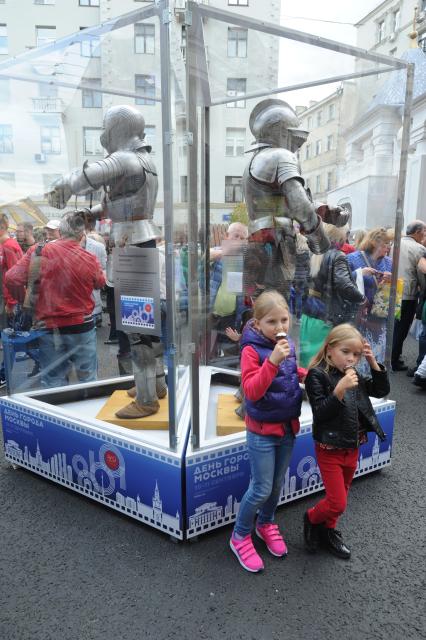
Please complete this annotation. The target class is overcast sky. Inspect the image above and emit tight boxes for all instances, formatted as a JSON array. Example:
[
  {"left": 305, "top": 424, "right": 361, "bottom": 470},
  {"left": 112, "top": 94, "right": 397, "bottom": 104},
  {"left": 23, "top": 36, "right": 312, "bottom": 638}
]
[{"left": 277, "top": 0, "right": 387, "bottom": 106}]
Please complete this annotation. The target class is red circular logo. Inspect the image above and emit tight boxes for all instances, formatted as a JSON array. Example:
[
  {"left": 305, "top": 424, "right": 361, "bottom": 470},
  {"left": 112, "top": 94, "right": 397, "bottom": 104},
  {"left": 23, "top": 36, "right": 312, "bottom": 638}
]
[
  {"left": 104, "top": 450, "right": 119, "bottom": 471},
  {"left": 145, "top": 304, "right": 152, "bottom": 313}
]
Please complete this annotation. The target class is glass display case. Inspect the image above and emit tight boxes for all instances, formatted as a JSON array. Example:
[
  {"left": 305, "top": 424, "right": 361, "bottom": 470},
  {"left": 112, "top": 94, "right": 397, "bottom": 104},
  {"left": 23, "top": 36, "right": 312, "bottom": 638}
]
[{"left": 0, "top": 1, "right": 411, "bottom": 539}]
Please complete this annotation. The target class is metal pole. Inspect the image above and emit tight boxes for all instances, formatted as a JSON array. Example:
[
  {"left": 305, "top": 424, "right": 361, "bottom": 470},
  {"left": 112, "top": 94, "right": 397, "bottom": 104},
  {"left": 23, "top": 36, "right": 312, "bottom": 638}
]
[
  {"left": 209, "top": 66, "right": 395, "bottom": 108},
  {"left": 159, "top": 0, "right": 178, "bottom": 451},
  {"left": 385, "top": 63, "right": 415, "bottom": 368},
  {"left": 192, "top": 3, "right": 406, "bottom": 71},
  {"left": 204, "top": 106, "right": 211, "bottom": 366},
  {"left": 186, "top": 9, "right": 201, "bottom": 451}
]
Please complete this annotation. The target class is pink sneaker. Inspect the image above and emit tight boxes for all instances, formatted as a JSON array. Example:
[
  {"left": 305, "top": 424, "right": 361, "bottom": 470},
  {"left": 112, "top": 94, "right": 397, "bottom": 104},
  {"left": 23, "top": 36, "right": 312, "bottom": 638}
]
[
  {"left": 230, "top": 534, "right": 264, "bottom": 573},
  {"left": 256, "top": 523, "right": 288, "bottom": 557}
]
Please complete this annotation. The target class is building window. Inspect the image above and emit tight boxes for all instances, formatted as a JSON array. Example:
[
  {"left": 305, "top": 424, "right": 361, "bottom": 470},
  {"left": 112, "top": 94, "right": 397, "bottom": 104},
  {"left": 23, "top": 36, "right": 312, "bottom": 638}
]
[
  {"left": 419, "top": 36, "right": 426, "bottom": 52},
  {"left": 0, "top": 125, "right": 13, "bottom": 153},
  {"left": 315, "top": 175, "right": 321, "bottom": 193},
  {"left": 135, "top": 74, "right": 155, "bottom": 105},
  {"left": 35, "top": 0, "right": 55, "bottom": 5},
  {"left": 392, "top": 9, "right": 400, "bottom": 32},
  {"left": 228, "top": 28, "right": 247, "bottom": 58},
  {"left": 41, "top": 125, "right": 60, "bottom": 154},
  {"left": 328, "top": 103, "right": 335, "bottom": 120},
  {"left": 144, "top": 125, "right": 156, "bottom": 151},
  {"left": 0, "top": 24, "right": 8, "bottom": 54},
  {"left": 225, "top": 127, "right": 245, "bottom": 156},
  {"left": 327, "top": 171, "right": 334, "bottom": 191},
  {"left": 316, "top": 111, "right": 322, "bottom": 127},
  {"left": 227, "top": 78, "right": 246, "bottom": 108},
  {"left": 377, "top": 20, "right": 385, "bottom": 43},
  {"left": 83, "top": 127, "right": 103, "bottom": 155},
  {"left": 36, "top": 26, "right": 56, "bottom": 47},
  {"left": 225, "top": 176, "right": 243, "bottom": 203},
  {"left": 0, "top": 172, "right": 15, "bottom": 186},
  {"left": 135, "top": 23, "right": 155, "bottom": 54},
  {"left": 80, "top": 27, "right": 100, "bottom": 57},
  {"left": 326, "top": 134, "right": 334, "bottom": 151},
  {"left": 305, "top": 144, "right": 311, "bottom": 160},
  {"left": 315, "top": 140, "right": 322, "bottom": 156},
  {"left": 82, "top": 79, "right": 102, "bottom": 108},
  {"left": 181, "top": 176, "right": 188, "bottom": 203},
  {"left": 228, "top": 0, "right": 249, "bottom": 5},
  {"left": 79, "top": 0, "right": 100, "bottom": 6}
]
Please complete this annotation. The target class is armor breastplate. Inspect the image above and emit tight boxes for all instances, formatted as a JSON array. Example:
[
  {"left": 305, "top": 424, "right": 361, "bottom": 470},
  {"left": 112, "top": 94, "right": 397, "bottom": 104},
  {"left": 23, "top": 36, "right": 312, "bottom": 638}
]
[
  {"left": 242, "top": 147, "right": 303, "bottom": 233},
  {"left": 104, "top": 151, "right": 160, "bottom": 246}
]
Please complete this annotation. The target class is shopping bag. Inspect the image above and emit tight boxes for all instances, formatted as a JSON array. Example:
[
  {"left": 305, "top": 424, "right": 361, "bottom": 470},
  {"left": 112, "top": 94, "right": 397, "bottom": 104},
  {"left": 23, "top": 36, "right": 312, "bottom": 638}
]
[{"left": 370, "top": 278, "right": 403, "bottom": 319}]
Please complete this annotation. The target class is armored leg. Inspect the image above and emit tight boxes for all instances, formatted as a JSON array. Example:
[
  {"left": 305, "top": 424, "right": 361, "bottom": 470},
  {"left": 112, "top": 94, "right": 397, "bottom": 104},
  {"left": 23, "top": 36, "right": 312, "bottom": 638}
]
[{"left": 116, "top": 341, "right": 159, "bottom": 419}]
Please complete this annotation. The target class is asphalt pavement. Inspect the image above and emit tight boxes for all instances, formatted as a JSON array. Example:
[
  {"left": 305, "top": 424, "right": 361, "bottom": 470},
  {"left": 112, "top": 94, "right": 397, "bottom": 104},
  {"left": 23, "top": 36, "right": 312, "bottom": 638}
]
[{"left": 0, "top": 332, "right": 425, "bottom": 640}]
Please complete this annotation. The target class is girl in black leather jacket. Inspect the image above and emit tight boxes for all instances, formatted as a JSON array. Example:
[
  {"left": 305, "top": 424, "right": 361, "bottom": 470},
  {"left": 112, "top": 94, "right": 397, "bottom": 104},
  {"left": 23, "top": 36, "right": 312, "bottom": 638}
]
[{"left": 303, "top": 324, "right": 390, "bottom": 560}]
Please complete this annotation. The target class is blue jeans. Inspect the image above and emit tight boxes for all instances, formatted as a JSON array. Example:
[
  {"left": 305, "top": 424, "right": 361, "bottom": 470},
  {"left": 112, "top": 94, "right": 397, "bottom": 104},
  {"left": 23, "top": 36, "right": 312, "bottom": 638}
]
[
  {"left": 234, "top": 429, "right": 295, "bottom": 537},
  {"left": 38, "top": 328, "right": 97, "bottom": 388}
]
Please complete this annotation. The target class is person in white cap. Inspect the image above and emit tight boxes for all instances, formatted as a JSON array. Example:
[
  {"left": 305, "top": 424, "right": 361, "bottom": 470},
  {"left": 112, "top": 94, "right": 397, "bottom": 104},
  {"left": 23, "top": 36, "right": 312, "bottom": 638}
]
[{"left": 44, "top": 219, "right": 61, "bottom": 242}]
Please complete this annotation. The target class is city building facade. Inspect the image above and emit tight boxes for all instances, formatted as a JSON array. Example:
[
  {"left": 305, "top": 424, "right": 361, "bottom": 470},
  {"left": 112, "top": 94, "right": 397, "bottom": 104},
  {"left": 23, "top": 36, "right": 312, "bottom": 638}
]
[{"left": 0, "top": 0, "right": 281, "bottom": 225}]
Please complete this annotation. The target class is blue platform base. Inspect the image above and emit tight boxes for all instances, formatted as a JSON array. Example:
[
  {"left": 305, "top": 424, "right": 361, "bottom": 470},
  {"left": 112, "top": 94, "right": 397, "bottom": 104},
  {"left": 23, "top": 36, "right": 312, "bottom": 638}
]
[{"left": 0, "top": 384, "right": 395, "bottom": 541}]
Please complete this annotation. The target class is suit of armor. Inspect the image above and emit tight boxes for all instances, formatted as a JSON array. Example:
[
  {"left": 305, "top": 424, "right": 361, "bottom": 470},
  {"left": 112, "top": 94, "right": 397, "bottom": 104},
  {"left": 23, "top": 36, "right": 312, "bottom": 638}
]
[
  {"left": 48, "top": 105, "right": 166, "bottom": 419},
  {"left": 242, "top": 99, "right": 348, "bottom": 299}
]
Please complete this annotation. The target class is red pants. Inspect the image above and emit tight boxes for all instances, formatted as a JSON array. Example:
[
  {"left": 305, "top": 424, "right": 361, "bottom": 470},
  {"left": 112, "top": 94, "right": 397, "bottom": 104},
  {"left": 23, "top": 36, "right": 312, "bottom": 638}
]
[{"left": 308, "top": 444, "right": 359, "bottom": 529}]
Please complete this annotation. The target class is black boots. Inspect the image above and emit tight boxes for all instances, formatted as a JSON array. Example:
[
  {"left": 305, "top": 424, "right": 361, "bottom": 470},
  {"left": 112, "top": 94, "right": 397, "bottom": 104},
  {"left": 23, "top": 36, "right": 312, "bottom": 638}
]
[
  {"left": 303, "top": 511, "right": 321, "bottom": 553},
  {"left": 320, "top": 527, "right": 351, "bottom": 560}
]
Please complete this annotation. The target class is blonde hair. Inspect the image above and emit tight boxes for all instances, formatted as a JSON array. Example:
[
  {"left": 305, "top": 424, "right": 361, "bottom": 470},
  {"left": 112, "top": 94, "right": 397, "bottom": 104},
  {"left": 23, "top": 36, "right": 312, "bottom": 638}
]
[
  {"left": 253, "top": 290, "right": 289, "bottom": 321},
  {"left": 308, "top": 323, "right": 364, "bottom": 371},
  {"left": 353, "top": 229, "right": 366, "bottom": 248},
  {"left": 358, "top": 227, "right": 390, "bottom": 253}
]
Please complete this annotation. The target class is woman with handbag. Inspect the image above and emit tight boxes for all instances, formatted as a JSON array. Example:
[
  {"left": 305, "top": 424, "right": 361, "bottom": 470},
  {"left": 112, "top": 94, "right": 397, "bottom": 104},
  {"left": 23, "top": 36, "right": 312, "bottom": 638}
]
[
  {"left": 299, "top": 224, "right": 366, "bottom": 367},
  {"left": 347, "top": 228, "right": 394, "bottom": 375}
]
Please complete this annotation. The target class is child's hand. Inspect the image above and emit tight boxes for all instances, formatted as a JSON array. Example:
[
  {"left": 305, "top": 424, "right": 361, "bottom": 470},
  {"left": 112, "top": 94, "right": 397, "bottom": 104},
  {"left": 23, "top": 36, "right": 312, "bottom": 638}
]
[
  {"left": 225, "top": 327, "right": 241, "bottom": 342},
  {"left": 269, "top": 339, "right": 291, "bottom": 366},
  {"left": 363, "top": 340, "right": 380, "bottom": 371},
  {"left": 334, "top": 367, "right": 358, "bottom": 400}
]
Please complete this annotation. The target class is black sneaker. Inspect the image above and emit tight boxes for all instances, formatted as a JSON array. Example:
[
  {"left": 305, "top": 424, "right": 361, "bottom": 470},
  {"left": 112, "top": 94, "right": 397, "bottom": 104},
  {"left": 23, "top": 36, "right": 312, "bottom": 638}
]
[
  {"left": 0, "top": 378, "right": 6, "bottom": 389},
  {"left": 391, "top": 362, "right": 408, "bottom": 372},
  {"left": 303, "top": 511, "right": 321, "bottom": 553},
  {"left": 320, "top": 528, "right": 351, "bottom": 559},
  {"left": 413, "top": 374, "right": 426, "bottom": 389},
  {"left": 406, "top": 367, "right": 416, "bottom": 378},
  {"left": 27, "top": 363, "right": 40, "bottom": 378}
]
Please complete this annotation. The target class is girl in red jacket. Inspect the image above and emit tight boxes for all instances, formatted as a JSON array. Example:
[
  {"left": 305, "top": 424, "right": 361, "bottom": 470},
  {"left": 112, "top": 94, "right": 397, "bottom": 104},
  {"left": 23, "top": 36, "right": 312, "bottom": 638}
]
[{"left": 230, "top": 290, "right": 304, "bottom": 573}]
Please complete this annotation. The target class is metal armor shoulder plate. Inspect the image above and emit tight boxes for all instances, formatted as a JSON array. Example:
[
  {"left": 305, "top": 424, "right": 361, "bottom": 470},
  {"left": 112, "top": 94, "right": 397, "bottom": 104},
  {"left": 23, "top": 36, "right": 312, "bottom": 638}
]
[{"left": 250, "top": 147, "right": 302, "bottom": 186}]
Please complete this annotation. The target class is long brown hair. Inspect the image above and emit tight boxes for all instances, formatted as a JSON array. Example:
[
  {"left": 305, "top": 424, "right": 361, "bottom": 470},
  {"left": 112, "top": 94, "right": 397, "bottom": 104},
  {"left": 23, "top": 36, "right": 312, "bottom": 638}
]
[{"left": 308, "top": 323, "right": 363, "bottom": 371}]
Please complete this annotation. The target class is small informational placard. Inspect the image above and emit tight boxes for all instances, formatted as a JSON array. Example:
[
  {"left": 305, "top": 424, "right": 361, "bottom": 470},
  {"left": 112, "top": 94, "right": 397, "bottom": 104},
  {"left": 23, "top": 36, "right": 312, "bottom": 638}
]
[
  {"left": 221, "top": 239, "right": 246, "bottom": 294},
  {"left": 113, "top": 246, "right": 161, "bottom": 336}
]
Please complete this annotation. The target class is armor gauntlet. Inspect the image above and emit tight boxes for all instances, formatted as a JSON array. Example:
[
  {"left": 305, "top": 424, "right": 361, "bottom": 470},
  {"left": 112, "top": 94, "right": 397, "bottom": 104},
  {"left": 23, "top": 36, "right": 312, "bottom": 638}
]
[{"left": 304, "top": 214, "right": 330, "bottom": 254}]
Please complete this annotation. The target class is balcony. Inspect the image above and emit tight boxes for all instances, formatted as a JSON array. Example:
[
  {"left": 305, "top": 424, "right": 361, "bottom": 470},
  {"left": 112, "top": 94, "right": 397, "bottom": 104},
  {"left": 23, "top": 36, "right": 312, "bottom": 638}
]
[{"left": 31, "top": 97, "right": 64, "bottom": 113}]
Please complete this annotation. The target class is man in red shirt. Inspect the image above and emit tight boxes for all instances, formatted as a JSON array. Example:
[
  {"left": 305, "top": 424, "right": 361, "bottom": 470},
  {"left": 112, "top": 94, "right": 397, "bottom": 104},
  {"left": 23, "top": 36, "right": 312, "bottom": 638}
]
[
  {"left": 6, "top": 211, "right": 105, "bottom": 388},
  {"left": 0, "top": 214, "right": 24, "bottom": 387},
  {"left": 0, "top": 214, "right": 23, "bottom": 318}
]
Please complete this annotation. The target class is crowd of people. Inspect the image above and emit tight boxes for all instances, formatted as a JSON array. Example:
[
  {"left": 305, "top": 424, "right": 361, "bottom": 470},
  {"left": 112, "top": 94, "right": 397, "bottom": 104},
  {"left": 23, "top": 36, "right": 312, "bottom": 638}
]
[
  {"left": 207, "top": 218, "right": 426, "bottom": 389},
  {"left": 1, "top": 213, "right": 425, "bottom": 392}
]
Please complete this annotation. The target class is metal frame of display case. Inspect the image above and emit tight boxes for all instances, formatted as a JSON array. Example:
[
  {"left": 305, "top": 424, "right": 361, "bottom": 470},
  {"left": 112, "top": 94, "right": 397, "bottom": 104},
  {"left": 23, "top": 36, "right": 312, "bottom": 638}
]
[{"left": 0, "top": 1, "right": 412, "bottom": 541}]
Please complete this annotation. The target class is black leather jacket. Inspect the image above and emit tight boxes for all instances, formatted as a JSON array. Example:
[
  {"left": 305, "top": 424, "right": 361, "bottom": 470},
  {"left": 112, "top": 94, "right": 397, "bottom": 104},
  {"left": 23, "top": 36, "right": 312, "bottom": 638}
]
[{"left": 305, "top": 364, "right": 390, "bottom": 449}]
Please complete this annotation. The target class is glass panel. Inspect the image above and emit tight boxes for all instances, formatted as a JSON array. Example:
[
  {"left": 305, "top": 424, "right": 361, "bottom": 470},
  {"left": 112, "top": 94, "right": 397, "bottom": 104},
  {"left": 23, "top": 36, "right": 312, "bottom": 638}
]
[
  {"left": 0, "top": 7, "right": 188, "bottom": 452},
  {"left": 186, "top": 5, "right": 407, "bottom": 450}
]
